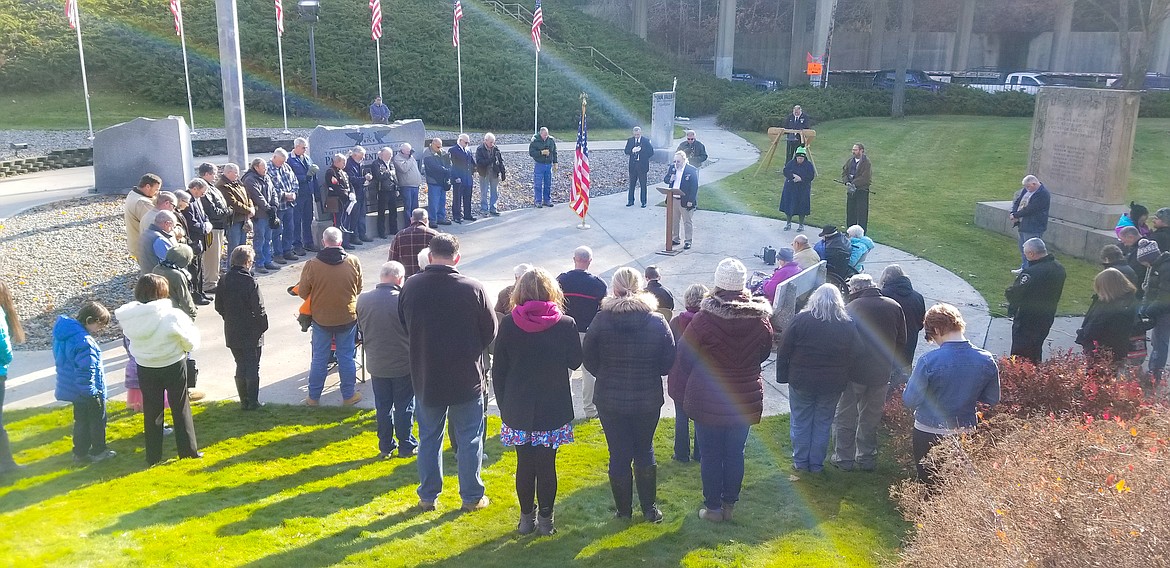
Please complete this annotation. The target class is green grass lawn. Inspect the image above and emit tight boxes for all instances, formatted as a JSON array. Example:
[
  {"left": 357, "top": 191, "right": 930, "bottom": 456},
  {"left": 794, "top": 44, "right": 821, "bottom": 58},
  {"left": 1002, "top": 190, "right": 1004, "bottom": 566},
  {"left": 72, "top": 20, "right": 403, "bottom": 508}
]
[
  {"left": 703, "top": 116, "right": 1170, "bottom": 316},
  {"left": 0, "top": 402, "right": 908, "bottom": 567}
]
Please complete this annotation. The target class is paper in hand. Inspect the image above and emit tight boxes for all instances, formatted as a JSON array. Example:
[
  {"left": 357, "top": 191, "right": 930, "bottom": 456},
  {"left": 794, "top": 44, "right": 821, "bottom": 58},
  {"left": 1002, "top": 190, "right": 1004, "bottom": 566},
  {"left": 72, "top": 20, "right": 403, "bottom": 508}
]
[{"left": 346, "top": 201, "right": 356, "bottom": 215}]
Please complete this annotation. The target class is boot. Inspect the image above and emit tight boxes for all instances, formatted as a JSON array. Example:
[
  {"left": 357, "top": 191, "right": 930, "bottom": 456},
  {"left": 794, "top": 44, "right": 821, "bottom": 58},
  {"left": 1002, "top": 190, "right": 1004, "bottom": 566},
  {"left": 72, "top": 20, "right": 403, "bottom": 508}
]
[
  {"left": 635, "top": 465, "right": 663, "bottom": 523},
  {"left": 517, "top": 511, "right": 537, "bottom": 535},
  {"left": 537, "top": 511, "right": 556, "bottom": 536},
  {"left": 234, "top": 376, "right": 248, "bottom": 409},
  {"left": 0, "top": 428, "right": 21, "bottom": 474},
  {"left": 609, "top": 469, "right": 634, "bottom": 518}
]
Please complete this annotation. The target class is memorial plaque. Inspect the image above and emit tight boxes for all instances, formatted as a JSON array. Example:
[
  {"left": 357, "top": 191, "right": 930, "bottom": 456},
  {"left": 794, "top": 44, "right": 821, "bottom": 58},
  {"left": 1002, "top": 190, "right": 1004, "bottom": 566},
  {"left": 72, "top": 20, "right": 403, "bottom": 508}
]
[
  {"left": 307, "top": 120, "right": 427, "bottom": 175},
  {"left": 1027, "top": 87, "right": 1140, "bottom": 229},
  {"left": 650, "top": 92, "right": 676, "bottom": 163},
  {"left": 93, "top": 117, "right": 193, "bottom": 194}
]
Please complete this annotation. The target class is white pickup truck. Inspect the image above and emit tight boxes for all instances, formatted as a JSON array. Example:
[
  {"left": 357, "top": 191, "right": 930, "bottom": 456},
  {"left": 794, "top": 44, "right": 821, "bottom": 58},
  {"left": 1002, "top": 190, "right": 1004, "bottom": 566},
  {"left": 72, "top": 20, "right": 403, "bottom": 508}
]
[{"left": 964, "top": 72, "right": 1047, "bottom": 94}]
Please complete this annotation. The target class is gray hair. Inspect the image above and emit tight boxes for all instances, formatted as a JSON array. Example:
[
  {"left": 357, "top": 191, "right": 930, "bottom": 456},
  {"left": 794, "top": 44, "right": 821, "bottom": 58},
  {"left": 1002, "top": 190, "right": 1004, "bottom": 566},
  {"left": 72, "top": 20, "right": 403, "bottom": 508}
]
[
  {"left": 293, "top": 137, "right": 308, "bottom": 148},
  {"left": 223, "top": 163, "right": 240, "bottom": 174},
  {"left": 513, "top": 263, "right": 532, "bottom": 279},
  {"left": 847, "top": 273, "right": 876, "bottom": 293},
  {"left": 380, "top": 261, "right": 405, "bottom": 282},
  {"left": 803, "top": 283, "right": 850, "bottom": 322},
  {"left": 879, "top": 264, "right": 906, "bottom": 287},
  {"left": 539, "top": 127, "right": 548, "bottom": 135},
  {"left": 458, "top": 133, "right": 470, "bottom": 143},
  {"left": 1022, "top": 174, "right": 1040, "bottom": 186},
  {"left": 411, "top": 208, "right": 428, "bottom": 222},
  {"left": 350, "top": 145, "right": 366, "bottom": 156},
  {"left": 1023, "top": 237, "right": 1048, "bottom": 256},
  {"left": 846, "top": 224, "right": 865, "bottom": 238},
  {"left": 397, "top": 143, "right": 410, "bottom": 153},
  {"left": 483, "top": 132, "right": 496, "bottom": 143},
  {"left": 673, "top": 150, "right": 687, "bottom": 162},
  {"left": 431, "top": 137, "right": 443, "bottom": 145},
  {"left": 332, "top": 153, "right": 347, "bottom": 164},
  {"left": 1119, "top": 226, "right": 1140, "bottom": 239},
  {"left": 250, "top": 157, "right": 266, "bottom": 170},
  {"left": 156, "top": 191, "right": 177, "bottom": 207},
  {"left": 173, "top": 190, "right": 192, "bottom": 205},
  {"left": 685, "top": 129, "right": 696, "bottom": 136},
  {"left": 793, "top": 234, "right": 809, "bottom": 247},
  {"left": 272, "top": 147, "right": 289, "bottom": 159},
  {"left": 573, "top": 245, "right": 593, "bottom": 262},
  {"left": 322, "top": 226, "right": 343, "bottom": 246},
  {"left": 632, "top": 126, "right": 642, "bottom": 133},
  {"left": 683, "top": 283, "right": 709, "bottom": 309},
  {"left": 155, "top": 210, "right": 177, "bottom": 226}
]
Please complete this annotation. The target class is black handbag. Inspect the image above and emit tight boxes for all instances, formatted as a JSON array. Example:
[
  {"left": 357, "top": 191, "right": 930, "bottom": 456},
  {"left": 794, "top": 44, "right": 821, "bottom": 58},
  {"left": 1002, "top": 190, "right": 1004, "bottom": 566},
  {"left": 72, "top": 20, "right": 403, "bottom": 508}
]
[{"left": 185, "top": 355, "right": 199, "bottom": 389}]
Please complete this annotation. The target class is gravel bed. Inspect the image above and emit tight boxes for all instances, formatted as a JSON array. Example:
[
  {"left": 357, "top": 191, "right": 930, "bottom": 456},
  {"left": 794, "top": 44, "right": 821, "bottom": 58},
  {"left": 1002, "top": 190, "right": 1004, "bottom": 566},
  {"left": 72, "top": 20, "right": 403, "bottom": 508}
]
[{"left": 1, "top": 194, "right": 138, "bottom": 350}]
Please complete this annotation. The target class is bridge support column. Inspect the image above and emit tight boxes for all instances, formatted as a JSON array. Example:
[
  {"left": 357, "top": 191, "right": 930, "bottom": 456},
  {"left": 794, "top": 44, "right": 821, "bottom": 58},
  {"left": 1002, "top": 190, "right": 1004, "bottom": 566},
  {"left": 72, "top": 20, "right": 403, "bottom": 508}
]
[
  {"left": 714, "top": 0, "right": 736, "bottom": 79},
  {"left": 633, "top": 0, "right": 648, "bottom": 40}
]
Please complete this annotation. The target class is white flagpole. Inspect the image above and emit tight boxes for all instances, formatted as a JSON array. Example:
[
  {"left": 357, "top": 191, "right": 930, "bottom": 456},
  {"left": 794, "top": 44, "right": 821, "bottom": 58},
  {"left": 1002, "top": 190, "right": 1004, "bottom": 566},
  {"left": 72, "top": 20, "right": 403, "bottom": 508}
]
[
  {"left": 376, "top": 39, "right": 384, "bottom": 102},
  {"left": 534, "top": 48, "right": 539, "bottom": 134},
  {"left": 73, "top": 7, "right": 95, "bottom": 141},
  {"left": 277, "top": 30, "right": 290, "bottom": 134},
  {"left": 178, "top": 4, "right": 197, "bottom": 135},
  {"left": 457, "top": 44, "right": 464, "bottom": 133}
]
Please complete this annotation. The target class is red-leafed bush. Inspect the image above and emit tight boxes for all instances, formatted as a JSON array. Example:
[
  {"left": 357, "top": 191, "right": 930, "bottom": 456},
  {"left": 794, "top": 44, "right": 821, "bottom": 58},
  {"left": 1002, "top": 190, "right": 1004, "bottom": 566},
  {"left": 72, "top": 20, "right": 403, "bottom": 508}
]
[{"left": 996, "top": 351, "right": 1146, "bottom": 421}]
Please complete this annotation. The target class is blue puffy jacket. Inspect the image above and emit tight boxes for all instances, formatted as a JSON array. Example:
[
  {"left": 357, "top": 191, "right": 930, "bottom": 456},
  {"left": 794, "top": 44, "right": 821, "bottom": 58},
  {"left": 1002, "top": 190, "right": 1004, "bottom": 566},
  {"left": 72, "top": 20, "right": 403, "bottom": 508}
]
[{"left": 53, "top": 315, "right": 105, "bottom": 402}]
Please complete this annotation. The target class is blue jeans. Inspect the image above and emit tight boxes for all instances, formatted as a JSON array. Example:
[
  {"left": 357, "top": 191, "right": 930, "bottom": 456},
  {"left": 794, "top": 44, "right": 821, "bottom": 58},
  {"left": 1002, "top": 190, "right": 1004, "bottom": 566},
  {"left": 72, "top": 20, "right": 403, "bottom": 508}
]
[
  {"left": 351, "top": 189, "right": 368, "bottom": 239},
  {"left": 253, "top": 219, "right": 273, "bottom": 266},
  {"left": 226, "top": 220, "right": 246, "bottom": 256},
  {"left": 1150, "top": 314, "right": 1170, "bottom": 381},
  {"left": 788, "top": 386, "right": 841, "bottom": 472},
  {"left": 694, "top": 422, "right": 749, "bottom": 510},
  {"left": 533, "top": 163, "right": 552, "bottom": 204},
  {"left": 1017, "top": 230, "right": 1043, "bottom": 269},
  {"left": 427, "top": 184, "right": 448, "bottom": 223},
  {"left": 276, "top": 208, "right": 295, "bottom": 255},
  {"left": 307, "top": 322, "right": 358, "bottom": 400},
  {"left": 372, "top": 375, "right": 417, "bottom": 455},
  {"left": 294, "top": 185, "right": 316, "bottom": 249},
  {"left": 673, "top": 399, "right": 700, "bottom": 462},
  {"left": 479, "top": 176, "right": 499, "bottom": 212},
  {"left": 401, "top": 186, "right": 419, "bottom": 217},
  {"left": 415, "top": 396, "right": 486, "bottom": 504}
]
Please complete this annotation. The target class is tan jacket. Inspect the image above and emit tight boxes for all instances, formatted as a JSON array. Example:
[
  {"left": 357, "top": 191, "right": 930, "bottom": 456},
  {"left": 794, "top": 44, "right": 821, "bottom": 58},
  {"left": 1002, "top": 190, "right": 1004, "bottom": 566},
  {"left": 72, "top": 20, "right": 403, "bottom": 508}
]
[
  {"left": 124, "top": 189, "right": 155, "bottom": 258},
  {"left": 297, "top": 248, "right": 362, "bottom": 327}
]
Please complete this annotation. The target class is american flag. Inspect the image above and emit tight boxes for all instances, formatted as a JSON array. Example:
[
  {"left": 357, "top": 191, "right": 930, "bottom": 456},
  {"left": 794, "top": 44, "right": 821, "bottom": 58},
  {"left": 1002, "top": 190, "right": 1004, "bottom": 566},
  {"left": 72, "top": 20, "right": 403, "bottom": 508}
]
[
  {"left": 571, "top": 111, "right": 590, "bottom": 219},
  {"left": 275, "top": 0, "right": 284, "bottom": 37},
  {"left": 531, "top": 0, "right": 543, "bottom": 51},
  {"left": 369, "top": 0, "right": 382, "bottom": 41},
  {"left": 169, "top": 0, "right": 182, "bottom": 36},
  {"left": 452, "top": 0, "right": 463, "bottom": 47},
  {"left": 65, "top": 0, "right": 79, "bottom": 29}
]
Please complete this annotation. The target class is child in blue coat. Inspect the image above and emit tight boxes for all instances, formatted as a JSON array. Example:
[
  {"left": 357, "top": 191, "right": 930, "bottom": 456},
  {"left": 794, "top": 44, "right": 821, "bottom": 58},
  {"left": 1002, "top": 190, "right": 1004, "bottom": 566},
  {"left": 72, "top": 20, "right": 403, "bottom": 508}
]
[{"left": 54, "top": 302, "right": 115, "bottom": 464}]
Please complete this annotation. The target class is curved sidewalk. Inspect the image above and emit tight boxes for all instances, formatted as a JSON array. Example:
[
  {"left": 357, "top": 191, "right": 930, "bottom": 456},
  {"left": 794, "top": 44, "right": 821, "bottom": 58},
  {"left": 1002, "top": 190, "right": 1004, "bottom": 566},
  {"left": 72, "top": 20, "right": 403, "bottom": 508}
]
[{"left": 2, "top": 118, "right": 1064, "bottom": 416}]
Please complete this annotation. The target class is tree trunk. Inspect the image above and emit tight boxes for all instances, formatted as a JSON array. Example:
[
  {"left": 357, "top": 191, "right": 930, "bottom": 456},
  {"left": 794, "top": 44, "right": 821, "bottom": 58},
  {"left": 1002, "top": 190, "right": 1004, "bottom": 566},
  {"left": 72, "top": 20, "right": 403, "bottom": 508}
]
[{"left": 891, "top": 0, "right": 913, "bottom": 117}]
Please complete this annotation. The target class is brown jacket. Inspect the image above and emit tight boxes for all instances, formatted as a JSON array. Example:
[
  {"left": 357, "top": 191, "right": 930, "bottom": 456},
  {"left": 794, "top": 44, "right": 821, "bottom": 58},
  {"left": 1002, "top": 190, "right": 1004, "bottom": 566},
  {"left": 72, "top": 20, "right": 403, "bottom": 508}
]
[
  {"left": 841, "top": 155, "right": 872, "bottom": 189},
  {"left": 217, "top": 175, "right": 254, "bottom": 223},
  {"left": 297, "top": 247, "right": 362, "bottom": 327}
]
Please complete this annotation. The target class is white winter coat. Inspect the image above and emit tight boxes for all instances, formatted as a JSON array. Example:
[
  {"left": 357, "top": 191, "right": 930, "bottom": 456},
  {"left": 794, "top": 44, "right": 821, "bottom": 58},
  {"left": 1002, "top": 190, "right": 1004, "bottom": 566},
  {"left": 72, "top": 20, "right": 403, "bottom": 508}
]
[{"left": 115, "top": 299, "right": 200, "bottom": 368}]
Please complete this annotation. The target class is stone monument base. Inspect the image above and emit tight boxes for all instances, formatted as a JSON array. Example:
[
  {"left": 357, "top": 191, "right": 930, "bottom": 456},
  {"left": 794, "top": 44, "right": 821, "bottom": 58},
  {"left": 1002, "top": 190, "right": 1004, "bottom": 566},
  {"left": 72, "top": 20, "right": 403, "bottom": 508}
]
[
  {"left": 94, "top": 117, "right": 193, "bottom": 194},
  {"left": 975, "top": 200, "right": 1117, "bottom": 262}
]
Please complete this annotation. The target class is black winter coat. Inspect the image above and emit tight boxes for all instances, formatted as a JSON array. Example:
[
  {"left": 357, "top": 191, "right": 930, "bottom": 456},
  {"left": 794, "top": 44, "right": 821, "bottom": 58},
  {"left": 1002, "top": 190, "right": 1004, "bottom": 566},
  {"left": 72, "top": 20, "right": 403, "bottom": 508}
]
[
  {"left": 214, "top": 266, "right": 268, "bottom": 348},
  {"left": 845, "top": 288, "right": 907, "bottom": 385},
  {"left": 775, "top": 311, "right": 860, "bottom": 395},
  {"left": 880, "top": 275, "right": 925, "bottom": 343},
  {"left": 583, "top": 293, "right": 675, "bottom": 415},
  {"left": 493, "top": 314, "right": 582, "bottom": 432},
  {"left": 1077, "top": 293, "right": 1137, "bottom": 361}
]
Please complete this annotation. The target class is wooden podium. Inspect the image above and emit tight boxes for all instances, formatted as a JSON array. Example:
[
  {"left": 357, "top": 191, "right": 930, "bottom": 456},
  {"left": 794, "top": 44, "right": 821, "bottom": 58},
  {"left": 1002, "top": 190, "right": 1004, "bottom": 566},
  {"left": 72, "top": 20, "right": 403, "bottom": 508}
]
[{"left": 656, "top": 185, "right": 683, "bottom": 256}]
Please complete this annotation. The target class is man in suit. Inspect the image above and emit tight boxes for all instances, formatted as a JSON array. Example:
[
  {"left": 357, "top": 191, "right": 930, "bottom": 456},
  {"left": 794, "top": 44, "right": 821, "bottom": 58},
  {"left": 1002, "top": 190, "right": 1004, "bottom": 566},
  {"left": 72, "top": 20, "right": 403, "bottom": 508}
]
[
  {"left": 1009, "top": 174, "right": 1050, "bottom": 271},
  {"left": 370, "top": 147, "right": 399, "bottom": 239},
  {"left": 449, "top": 133, "right": 476, "bottom": 224},
  {"left": 841, "top": 143, "right": 872, "bottom": 232},
  {"left": 782, "top": 105, "right": 812, "bottom": 163},
  {"left": 664, "top": 151, "right": 699, "bottom": 250},
  {"left": 624, "top": 126, "right": 654, "bottom": 208}
]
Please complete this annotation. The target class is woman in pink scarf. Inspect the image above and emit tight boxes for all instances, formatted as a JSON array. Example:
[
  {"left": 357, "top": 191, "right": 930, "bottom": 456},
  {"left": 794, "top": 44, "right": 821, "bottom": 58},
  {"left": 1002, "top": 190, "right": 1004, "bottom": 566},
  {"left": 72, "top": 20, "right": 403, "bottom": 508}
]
[{"left": 493, "top": 267, "right": 583, "bottom": 537}]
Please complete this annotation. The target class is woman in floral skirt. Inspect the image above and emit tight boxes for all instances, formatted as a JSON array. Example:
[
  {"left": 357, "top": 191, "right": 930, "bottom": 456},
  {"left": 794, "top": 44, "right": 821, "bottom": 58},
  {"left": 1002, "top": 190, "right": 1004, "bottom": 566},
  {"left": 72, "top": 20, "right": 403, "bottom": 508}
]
[{"left": 493, "top": 268, "right": 583, "bottom": 536}]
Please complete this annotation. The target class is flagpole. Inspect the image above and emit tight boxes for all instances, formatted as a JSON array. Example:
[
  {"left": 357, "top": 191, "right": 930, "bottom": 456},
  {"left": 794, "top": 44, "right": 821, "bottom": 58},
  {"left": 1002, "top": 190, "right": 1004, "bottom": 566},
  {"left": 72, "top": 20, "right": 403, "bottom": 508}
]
[
  {"left": 73, "top": 7, "right": 95, "bottom": 141},
  {"left": 375, "top": 39, "right": 384, "bottom": 101},
  {"left": 178, "top": 6, "right": 197, "bottom": 135},
  {"left": 276, "top": 33, "right": 289, "bottom": 134},
  {"left": 534, "top": 49, "right": 539, "bottom": 135},
  {"left": 576, "top": 92, "right": 589, "bottom": 230},
  {"left": 457, "top": 44, "right": 464, "bottom": 133}
]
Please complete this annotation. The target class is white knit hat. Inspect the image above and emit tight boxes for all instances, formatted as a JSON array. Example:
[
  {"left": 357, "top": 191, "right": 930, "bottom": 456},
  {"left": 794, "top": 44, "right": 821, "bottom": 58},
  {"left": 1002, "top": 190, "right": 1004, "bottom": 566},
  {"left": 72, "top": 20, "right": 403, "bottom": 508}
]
[{"left": 714, "top": 258, "right": 748, "bottom": 291}]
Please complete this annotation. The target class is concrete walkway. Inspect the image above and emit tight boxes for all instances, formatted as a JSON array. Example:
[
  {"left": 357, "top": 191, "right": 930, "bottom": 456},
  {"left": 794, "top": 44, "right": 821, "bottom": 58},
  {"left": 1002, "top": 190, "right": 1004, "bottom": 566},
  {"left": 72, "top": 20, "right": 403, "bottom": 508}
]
[{"left": 1, "top": 118, "right": 1080, "bottom": 416}]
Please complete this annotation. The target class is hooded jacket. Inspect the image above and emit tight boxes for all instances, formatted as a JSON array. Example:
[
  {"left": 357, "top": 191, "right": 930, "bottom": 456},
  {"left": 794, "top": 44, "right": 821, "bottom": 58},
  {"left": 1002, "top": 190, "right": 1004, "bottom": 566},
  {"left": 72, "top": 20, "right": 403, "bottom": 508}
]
[
  {"left": 297, "top": 247, "right": 362, "bottom": 327},
  {"left": 153, "top": 245, "right": 197, "bottom": 321},
  {"left": 215, "top": 265, "right": 268, "bottom": 349},
  {"left": 775, "top": 310, "right": 860, "bottom": 395},
  {"left": 115, "top": 299, "right": 200, "bottom": 368},
  {"left": 845, "top": 288, "right": 907, "bottom": 386},
  {"left": 493, "top": 303, "right": 582, "bottom": 432},
  {"left": 668, "top": 291, "right": 773, "bottom": 427},
  {"left": 53, "top": 316, "right": 105, "bottom": 402},
  {"left": 881, "top": 275, "right": 926, "bottom": 341},
  {"left": 582, "top": 293, "right": 675, "bottom": 415}
]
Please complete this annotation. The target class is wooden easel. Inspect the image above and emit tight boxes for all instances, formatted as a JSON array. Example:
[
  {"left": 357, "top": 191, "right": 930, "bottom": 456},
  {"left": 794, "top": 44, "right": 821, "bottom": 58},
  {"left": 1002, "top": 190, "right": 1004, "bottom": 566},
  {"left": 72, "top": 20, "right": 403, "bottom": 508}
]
[{"left": 756, "top": 128, "right": 816, "bottom": 175}]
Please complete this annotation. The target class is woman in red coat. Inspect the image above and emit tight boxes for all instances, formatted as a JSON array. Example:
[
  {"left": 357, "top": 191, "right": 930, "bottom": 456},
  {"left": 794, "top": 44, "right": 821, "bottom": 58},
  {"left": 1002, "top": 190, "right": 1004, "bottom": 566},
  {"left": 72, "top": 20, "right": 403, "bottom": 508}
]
[{"left": 668, "top": 259, "right": 773, "bottom": 523}]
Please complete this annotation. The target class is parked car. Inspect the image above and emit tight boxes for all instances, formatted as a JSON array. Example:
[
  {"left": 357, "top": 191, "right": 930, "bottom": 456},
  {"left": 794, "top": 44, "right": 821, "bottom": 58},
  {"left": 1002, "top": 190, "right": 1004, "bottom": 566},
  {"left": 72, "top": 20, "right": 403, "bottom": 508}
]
[
  {"left": 1107, "top": 73, "right": 1170, "bottom": 91},
  {"left": 731, "top": 72, "right": 781, "bottom": 91},
  {"left": 965, "top": 72, "right": 1047, "bottom": 95},
  {"left": 871, "top": 70, "right": 947, "bottom": 93}
]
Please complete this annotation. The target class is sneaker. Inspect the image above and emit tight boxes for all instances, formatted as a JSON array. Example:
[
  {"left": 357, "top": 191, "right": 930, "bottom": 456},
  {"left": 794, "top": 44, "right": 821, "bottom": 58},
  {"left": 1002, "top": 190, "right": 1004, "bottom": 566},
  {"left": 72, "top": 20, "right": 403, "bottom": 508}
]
[
  {"left": 461, "top": 496, "right": 490, "bottom": 512},
  {"left": 162, "top": 426, "right": 174, "bottom": 437},
  {"left": 342, "top": 392, "right": 363, "bottom": 406},
  {"left": 698, "top": 507, "right": 724, "bottom": 522},
  {"left": 640, "top": 204, "right": 646, "bottom": 208},
  {"left": 490, "top": 209, "right": 501, "bottom": 216},
  {"left": 398, "top": 448, "right": 416, "bottom": 459},
  {"left": 466, "top": 216, "right": 477, "bottom": 222},
  {"left": 302, "top": 397, "right": 320, "bottom": 407},
  {"left": 417, "top": 499, "right": 437, "bottom": 512},
  {"left": 626, "top": 202, "right": 635, "bottom": 207},
  {"left": 672, "top": 239, "right": 681, "bottom": 246},
  {"left": 797, "top": 224, "right": 804, "bottom": 231},
  {"left": 377, "top": 452, "right": 393, "bottom": 460},
  {"left": 188, "top": 390, "right": 206, "bottom": 402},
  {"left": 784, "top": 223, "right": 792, "bottom": 231},
  {"left": 684, "top": 242, "right": 692, "bottom": 250},
  {"left": 89, "top": 450, "right": 117, "bottom": 463},
  {"left": 454, "top": 218, "right": 463, "bottom": 224},
  {"left": 536, "top": 202, "right": 544, "bottom": 208}
]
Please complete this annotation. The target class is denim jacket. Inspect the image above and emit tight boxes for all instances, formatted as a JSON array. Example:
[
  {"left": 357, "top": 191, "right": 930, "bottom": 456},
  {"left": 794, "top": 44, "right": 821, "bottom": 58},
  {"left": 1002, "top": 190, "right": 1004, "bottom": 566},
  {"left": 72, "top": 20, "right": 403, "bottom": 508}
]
[{"left": 903, "top": 340, "right": 1000, "bottom": 433}]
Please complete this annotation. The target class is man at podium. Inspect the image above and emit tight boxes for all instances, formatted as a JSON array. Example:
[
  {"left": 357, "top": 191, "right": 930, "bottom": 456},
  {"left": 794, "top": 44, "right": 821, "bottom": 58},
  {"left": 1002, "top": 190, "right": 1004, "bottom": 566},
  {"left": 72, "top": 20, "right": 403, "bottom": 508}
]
[{"left": 664, "top": 151, "right": 700, "bottom": 250}]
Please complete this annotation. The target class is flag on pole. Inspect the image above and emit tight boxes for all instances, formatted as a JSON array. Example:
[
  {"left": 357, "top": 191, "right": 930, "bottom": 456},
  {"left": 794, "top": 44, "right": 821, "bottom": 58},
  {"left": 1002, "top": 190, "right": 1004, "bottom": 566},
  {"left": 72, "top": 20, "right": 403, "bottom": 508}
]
[
  {"left": 369, "top": 0, "right": 382, "bottom": 41},
  {"left": 531, "top": 0, "right": 543, "bottom": 51},
  {"left": 452, "top": 0, "right": 463, "bottom": 47},
  {"left": 169, "top": 0, "right": 182, "bottom": 36},
  {"left": 275, "top": 0, "right": 284, "bottom": 36},
  {"left": 65, "top": 0, "right": 80, "bottom": 29},
  {"left": 571, "top": 110, "right": 590, "bottom": 219}
]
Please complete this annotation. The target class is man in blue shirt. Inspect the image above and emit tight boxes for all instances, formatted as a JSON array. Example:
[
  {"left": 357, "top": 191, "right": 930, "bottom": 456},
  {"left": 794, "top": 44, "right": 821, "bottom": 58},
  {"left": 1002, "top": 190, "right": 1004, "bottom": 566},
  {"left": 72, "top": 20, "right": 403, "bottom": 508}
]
[
  {"left": 369, "top": 97, "right": 391, "bottom": 123},
  {"left": 287, "top": 138, "right": 319, "bottom": 253}
]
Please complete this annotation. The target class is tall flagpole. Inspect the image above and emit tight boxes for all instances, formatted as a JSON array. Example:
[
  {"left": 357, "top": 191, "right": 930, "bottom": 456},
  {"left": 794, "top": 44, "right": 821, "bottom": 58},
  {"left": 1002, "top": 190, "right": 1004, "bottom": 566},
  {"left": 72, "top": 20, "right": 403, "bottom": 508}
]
[
  {"left": 533, "top": 50, "right": 539, "bottom": 135},
  {"left": 176, "top": 1, "right": 197, "bottom": 135},
  {"left": 376, "top": 39, "right": 384, "bottom": 101},
  {"left": 275, "top": 0, "right": 289, "bottom": 134},
  {"left": 68, "top": 0, "right": 95, "bottom": 141},
  {"left": 457, "top": 46, "right": 464, "bottom": 133}
]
